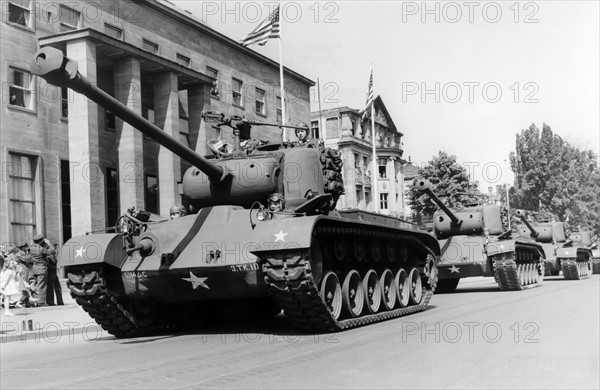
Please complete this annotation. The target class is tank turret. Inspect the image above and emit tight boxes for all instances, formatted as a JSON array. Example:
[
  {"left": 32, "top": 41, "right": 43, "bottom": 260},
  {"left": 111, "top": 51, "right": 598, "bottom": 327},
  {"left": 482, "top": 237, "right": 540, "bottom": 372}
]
[
  {"left": 32, "top": 47, "right": 343, "bottom": 212},
  {"left": 414, "top": 178, "right": 503, "bottom": 238}
]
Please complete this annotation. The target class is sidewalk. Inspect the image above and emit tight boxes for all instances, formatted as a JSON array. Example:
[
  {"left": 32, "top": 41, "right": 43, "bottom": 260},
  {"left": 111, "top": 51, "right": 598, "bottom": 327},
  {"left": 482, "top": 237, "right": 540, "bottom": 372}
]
[{"left": 0, "top": 279, "right": 103, "bottom": 344}]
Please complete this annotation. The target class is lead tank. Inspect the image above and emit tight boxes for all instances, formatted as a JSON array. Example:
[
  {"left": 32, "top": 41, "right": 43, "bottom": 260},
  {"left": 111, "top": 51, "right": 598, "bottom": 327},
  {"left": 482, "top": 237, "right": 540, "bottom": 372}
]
[
  {"left": 514, "top": 210, "right": 592, "bottom": 279},
  {"left": 415, "top": 179, "right": 545, "bottom": 292},
  {"left": 32, "top": 47, "right": 440, "bottom": 337}
]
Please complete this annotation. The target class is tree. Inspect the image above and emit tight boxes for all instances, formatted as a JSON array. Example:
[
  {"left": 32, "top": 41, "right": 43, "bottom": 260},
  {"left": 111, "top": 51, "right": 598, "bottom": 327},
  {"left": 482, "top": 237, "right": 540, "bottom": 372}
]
[
  {"left": 509, "top": 123, "right": 600, "bottom": 235},
  {"left": 409, "top": 151, "right": 480, "bottom": 216}
]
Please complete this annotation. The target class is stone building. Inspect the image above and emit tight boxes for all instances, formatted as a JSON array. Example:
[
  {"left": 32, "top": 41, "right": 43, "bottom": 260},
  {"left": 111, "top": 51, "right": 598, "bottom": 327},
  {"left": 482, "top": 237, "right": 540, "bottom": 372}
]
[
  {"left": 310, "top": 96, "right": 408, "bottom": 217},
  {"left": 1, "top": 0, "right": 313, "bottom": 245}
]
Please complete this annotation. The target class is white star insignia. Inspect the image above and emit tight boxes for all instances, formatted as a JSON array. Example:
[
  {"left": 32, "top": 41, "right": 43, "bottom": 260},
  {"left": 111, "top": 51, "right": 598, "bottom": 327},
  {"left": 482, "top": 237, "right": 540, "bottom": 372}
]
[
  {"left": 274, "top": 230, "right": 288, "bottom": 242},
  {"left": 181, "top": 271, "right": 210, "bottom": 290},
  {"left": 450, "top": 265, "right": 460, "bottom": 274},
  {"left": 75, "top": 246, "right": 86, "bottom": 258}
]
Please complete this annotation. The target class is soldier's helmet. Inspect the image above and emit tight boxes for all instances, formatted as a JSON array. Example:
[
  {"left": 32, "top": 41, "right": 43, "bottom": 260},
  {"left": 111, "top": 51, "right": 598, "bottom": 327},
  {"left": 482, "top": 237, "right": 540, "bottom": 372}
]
[
  {"left": 170, "top": 205, "right": 187, "bottom": 218},
  {"left": 295, "top": 122, "right": 309, "bottom": 135},
  {"left": 267, "top": 193, "right": 286, "bottom": 211}
]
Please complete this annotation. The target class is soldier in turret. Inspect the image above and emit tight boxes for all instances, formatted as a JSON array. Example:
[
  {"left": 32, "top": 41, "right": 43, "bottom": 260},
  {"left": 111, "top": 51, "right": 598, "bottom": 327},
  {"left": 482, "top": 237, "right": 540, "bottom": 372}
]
[
  {"left": 267, "top": 193, "right": 286, "bottom": 212},
  {"left": 294, "top": 122, "right": 310, "bottom": 146}
]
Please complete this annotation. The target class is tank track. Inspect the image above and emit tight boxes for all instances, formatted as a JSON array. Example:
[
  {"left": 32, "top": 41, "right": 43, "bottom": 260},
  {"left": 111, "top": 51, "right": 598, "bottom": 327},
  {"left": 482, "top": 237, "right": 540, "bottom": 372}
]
[
  {"left": 67, "top": 266, "right": 144, "bottom": 338},
  {"left": 262, "top": 226, "right": 438, "bottom": 332},
  {"left": 560, "top": 250, "right": 592, "bottom": 280},
  {"left": 491, "top": 244, "right": 544, "bottom": 291}
]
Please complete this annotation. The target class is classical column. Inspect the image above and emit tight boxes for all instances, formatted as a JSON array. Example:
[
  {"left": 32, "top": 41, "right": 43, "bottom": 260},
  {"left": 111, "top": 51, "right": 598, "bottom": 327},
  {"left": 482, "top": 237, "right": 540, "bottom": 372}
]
[
  {"left": 154, "top": 72, "right": 181, "bottom": 216},
  {"left": 114, "top": 57, "right": 144, "bottom": 214},
  {"left": 66, "top": 39, "right": 104, "bottom": 236},
  {"left": 188, "top": 84, "right": 210, "bottom": 155}
]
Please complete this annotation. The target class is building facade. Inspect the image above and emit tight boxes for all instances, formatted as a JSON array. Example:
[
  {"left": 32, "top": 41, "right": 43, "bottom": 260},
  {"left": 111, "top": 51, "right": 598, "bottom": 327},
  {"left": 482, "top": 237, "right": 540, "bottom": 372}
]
[
  {"left": 1, "top": 0, "right": 313, "bottom": 245},
  {"left": 310, "top": 96, "right": 408, "bottom": 217}
]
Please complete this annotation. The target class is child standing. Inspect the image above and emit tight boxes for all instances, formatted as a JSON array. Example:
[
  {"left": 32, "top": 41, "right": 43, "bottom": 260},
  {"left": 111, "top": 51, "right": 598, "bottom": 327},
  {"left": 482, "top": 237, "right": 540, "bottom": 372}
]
[{"left": 1, "top": 259, "right": 20, "bottom": 316}]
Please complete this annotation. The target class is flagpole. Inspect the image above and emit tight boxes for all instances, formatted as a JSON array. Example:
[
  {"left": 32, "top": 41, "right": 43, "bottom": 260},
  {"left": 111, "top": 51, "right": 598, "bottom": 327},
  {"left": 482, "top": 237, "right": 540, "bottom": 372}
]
[
  {"left": 278, "top": 16, "right": 287, "bottom": 142},
  {"left": 370, "top": 64, "right": 379, "bottom": 213},
  {"left": 317, "top": 77, "right": 325, "bottom": 141}
]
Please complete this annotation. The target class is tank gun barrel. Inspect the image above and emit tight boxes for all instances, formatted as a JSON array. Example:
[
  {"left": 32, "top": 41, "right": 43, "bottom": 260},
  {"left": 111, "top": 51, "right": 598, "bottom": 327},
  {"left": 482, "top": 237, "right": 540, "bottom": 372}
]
[
  {"left": 514, "top": 210, "right": 539, "bottom": 238},
  {"left": 414, "top": 178, "right": 462, "bottom": 226},
  {"left": 31, "top": 47, "right": 226, "bottom": 183}
]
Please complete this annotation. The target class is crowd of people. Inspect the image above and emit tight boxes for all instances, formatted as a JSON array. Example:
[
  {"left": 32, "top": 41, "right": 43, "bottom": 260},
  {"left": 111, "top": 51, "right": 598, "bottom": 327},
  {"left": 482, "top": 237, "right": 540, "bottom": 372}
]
[{"left": 0, "top": 234, "right": 63, "bottom": 316}]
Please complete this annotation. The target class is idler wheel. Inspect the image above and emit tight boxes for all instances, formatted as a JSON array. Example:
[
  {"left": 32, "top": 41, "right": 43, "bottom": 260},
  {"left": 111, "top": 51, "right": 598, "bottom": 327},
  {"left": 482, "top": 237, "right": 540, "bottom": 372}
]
[
  {"left": 380, "top": 268, "right": 396, "bottom": 310},
  {"left": 353, "top": 239, "right": 365, "bottom": 262},
  {"left": 342, "top": 270, "right": 364, "bottom": 318},
  {"left": 395, "top": 269, "right": 410, "bottom": 308},
  {"left": 371, "top": 240, "right": 382, "bottom": 262},
  {"left": 319, "top": 272, "right": 342, "bottom": 320},
  {"left": 309, "top": 239, "right": 324, "bottom": 285},
  {"left": 363, "top": 269, "right": 382, "bottom": 313},
  {"left": 408, "top": 268, "right": 422, "bottom": 305}
]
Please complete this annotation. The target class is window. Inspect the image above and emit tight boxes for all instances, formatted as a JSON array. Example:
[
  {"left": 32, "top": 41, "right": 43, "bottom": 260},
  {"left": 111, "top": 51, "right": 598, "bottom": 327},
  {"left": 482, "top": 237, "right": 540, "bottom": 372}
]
[
  {"left": 311, "top": 120, "right": 320, "bottom": 139},
  {"left": 206, "top": 66, "right": 219, "bottom": 98},
  {"left": 7, "top": 1, "right": 32, "bottom": 28},
  {"left": 8, "top": 153, "right": 40, "bottom": 244},
  {"left": 145, "top": 175, "right": 158, "bottom": 214},
  {"left": 106, "top": 168, "right": 119, "bottom": 227},
  {"left": 106, "top": 111, "right": 116, "bottom": 131},
  {"left": 276, "top": 96, "right": 283, "bottom": 123},
  {"left": 142, "top": 39, "right": 159, "bottom": 54},
  {"left": 378, "top": 158, "right": 387, "bottom": 178},
  {"left": 255, "top": 88, "right": 266, "bottom": 116},
  {"left": 61, "top": 87, "right": 68, "bottom": 118},
  {"left": 59, "top": 4, "right": 81, "bottom": 31},
  {"left": 380, "top": 193, "right": 389, "bottom": 210},
  {"left": 232, "top": 77, "right": 243, "bottom": 106},
  {"left": 8, "top": 67, "right": 35, "bottom": 110},
  {"left": 104, "top": 23, "right": 123, "bottom": 39},
  {"left": 61, "top": 160, "right": 72, "bottom": 242},
  {"left": 176, "top": 54, "right": 190, "bottom": 67}
]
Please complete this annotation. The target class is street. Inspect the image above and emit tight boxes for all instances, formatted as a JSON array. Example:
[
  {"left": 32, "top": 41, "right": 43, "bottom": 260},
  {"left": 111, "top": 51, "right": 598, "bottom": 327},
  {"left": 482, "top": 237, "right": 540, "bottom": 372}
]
[{"left": 2, "top": 276, "right": 598, "bottom": 389}]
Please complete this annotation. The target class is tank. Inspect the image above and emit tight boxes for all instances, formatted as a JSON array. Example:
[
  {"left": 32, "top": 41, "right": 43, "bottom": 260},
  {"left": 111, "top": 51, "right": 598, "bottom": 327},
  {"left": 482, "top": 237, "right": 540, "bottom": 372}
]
[
  {"left": 514, "top": 210, "right": 592, "bottom": 279},
  {"left": 32, "top": 47, "right": 440, "bottom": 337},
  {"left": 592, "top": 239, "right": 600, "bottom": 274},
  {"left": 414, "top": 179, "right": 545, "bottom": 292}
]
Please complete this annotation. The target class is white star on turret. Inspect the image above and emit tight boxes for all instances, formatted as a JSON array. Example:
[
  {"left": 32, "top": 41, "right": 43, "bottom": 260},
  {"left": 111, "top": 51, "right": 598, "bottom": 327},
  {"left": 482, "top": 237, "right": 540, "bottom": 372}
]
[
  {"left": 182, "top": 271, "right": 210, "bottom": 290},
  {"left": 274, "top": 230, "right": 288, "bottom": 242},
  {"left": 450, "top": 265, "right": 460, "bottom": 274},
  {"left": 75, "top": 246, "right": 86, "bottom": 258}
]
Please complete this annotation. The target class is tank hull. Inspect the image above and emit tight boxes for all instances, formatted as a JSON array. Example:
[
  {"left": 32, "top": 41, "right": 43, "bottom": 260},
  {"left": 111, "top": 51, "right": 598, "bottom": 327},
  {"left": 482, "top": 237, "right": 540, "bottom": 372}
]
[
  {"left": 433, "top": 234, "right": 545, "bottom": 292},
  {"left": 60, "top": 207, "right": 440, "bottom": 336}
]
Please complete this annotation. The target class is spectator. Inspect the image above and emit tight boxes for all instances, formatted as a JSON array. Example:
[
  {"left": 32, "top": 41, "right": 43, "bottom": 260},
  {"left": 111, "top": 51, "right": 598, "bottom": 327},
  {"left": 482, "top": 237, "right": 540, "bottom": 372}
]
[
  {"left": 1, "top": 257, "right": 20, "bottom": 315},
  {"left": 29, "top": 234, "right": 54, "bottom": 306},
  {"left": 45, "top": 241, "right": 63, "bottom": 306}
]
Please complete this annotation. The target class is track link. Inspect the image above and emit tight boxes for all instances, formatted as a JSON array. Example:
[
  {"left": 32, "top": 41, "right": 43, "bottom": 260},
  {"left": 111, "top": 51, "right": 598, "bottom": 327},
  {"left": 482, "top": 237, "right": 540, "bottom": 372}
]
[
  {"left": 492, "top": 243, "right": 544, "bottom": 291},
  {"left": 67, "top": 266, "right": 143, "bottom": 338},
  {"left": 262, "top": 226, "right": 438, "bottom": 332}
]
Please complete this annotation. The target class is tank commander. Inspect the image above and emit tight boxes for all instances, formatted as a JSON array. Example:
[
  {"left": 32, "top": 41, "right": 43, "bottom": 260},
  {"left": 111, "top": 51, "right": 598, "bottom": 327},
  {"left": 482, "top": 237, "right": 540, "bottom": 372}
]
[
  {"left": 294, "top": 122, "right": 310, "bottom": 146},
  {"left": 170, "top": 205, "right": 188, "bottom": 219}
]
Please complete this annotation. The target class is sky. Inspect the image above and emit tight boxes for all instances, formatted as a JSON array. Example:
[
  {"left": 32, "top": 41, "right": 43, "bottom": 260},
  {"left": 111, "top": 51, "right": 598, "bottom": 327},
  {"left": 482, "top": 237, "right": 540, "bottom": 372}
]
[{"left": 171, "top": 0, "right": 600, "bottom": 188}]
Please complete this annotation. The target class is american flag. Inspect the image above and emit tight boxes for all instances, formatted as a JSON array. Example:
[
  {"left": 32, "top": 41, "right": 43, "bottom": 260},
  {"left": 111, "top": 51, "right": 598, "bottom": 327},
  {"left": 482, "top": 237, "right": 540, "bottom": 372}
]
[
  {"left": 362, "top": 67, "right": 374, "bottom": 121},
  {"left": 240, "top": 6, "right": 280, "bottom": 47}
]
